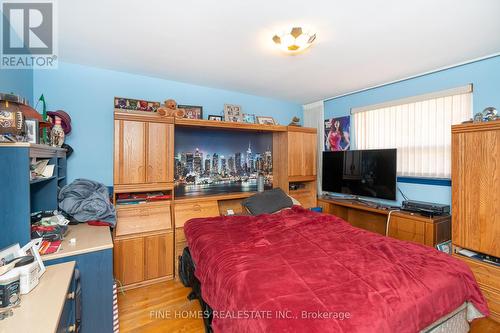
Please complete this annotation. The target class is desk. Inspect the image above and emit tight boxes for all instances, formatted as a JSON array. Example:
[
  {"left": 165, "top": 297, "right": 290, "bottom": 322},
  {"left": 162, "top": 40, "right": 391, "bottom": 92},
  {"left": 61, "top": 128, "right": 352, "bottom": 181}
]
[
  {"left": 42, "top": 223, "right": 114, "bottom": 333},
  {"left": 317, "top": 197, "right": 451, "bottom": 247},
  {"left": 1, "top": 261, "right": 75, "bottom": 333}
]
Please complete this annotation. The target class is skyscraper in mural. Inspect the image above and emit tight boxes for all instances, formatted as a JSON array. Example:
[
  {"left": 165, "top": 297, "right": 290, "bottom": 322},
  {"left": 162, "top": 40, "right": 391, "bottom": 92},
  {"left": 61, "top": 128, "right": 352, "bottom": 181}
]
[{"left": 174, "top": 128, "right": 273, "bottom": 196}]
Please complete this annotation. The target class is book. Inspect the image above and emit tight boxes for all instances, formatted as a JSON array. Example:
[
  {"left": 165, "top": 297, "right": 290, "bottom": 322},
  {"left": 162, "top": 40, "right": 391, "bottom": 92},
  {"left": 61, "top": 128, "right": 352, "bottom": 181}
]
[{"left": 38, "top": 240, "right": 62, "bottom": 255}]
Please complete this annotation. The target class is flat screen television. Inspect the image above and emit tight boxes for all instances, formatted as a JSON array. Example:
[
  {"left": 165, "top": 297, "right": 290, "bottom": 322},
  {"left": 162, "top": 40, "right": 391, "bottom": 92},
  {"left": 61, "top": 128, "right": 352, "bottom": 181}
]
[{"left": 322, "top": 149, "right": 397, "bottom": 200}]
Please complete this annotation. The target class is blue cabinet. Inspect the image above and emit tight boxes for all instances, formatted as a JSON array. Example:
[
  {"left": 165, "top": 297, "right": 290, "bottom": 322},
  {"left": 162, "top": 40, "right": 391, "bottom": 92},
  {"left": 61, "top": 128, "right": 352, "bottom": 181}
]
[
  {"left": 57, "top": 267, "right": 78, "bottom": 333},
  {"left": 0, "top": 143, "right": 113, "bottom": 333},
  {"left": 46, "top": 249, "right": 114, "bottom": 333},
  {"left": 0, "top": 143, "right": 67, "bottom": 249}
]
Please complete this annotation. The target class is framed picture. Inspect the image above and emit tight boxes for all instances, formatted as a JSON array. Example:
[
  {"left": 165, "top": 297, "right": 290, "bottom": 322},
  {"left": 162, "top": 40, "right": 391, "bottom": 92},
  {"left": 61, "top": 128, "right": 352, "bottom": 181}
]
[
  {"left": 256, "top": 116, "right": 276, "bottom": 125},
  {"left": 208, "top": 115, "right": 223, "bottom": 121},
  {"left": 324, "top": 116, "right": 350, "bottom": 151},
  {"left": 224, "top": 104, "right": 243, "bottom": 122},
  {"left": 25, "top": 119, "right": 39, "bottom": 144},
  {"left": 21, "top": 238, "right": 46, "bottom": 277},
  {"left": 243, "top": 114, "right": 256, "bottom": 124},
  {"left": 436, "top": 240, "right": 452, "bottom": 255},
  {"left": 178, "top": 105, "right": 203, "bottom": 120}
]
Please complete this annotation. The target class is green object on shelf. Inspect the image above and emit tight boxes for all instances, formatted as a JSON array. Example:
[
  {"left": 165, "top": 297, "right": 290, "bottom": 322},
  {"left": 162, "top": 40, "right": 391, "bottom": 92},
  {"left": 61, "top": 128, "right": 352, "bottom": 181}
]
[{"left": 38, "top": 94, "right": 48, "bottom": 144}]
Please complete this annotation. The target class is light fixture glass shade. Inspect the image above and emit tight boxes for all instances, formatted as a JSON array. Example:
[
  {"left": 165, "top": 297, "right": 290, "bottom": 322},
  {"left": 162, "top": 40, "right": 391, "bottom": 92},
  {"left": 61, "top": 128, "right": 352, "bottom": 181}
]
[{"left": 272, "top": 27, "right": 316, "bottom": 54}]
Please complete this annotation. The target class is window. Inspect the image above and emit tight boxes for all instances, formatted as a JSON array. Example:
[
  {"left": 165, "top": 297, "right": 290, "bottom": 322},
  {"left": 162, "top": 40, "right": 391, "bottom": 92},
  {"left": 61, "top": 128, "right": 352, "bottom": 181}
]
[{"left": 352, "top": 85, "right": 472, "bottom": 179}]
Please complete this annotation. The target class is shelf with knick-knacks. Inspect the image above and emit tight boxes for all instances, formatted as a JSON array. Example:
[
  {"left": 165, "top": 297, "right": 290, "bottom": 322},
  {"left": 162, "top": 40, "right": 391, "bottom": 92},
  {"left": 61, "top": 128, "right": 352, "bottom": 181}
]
[{"left": 0, "top": 143, "right": 67, "bottom": 249}]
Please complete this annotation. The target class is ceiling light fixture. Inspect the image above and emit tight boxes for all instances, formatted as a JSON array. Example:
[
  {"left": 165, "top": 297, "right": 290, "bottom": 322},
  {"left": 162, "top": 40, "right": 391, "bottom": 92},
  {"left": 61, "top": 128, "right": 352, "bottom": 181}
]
[{"left": 272, "top": 27, "right": 316, "bottom": 54}]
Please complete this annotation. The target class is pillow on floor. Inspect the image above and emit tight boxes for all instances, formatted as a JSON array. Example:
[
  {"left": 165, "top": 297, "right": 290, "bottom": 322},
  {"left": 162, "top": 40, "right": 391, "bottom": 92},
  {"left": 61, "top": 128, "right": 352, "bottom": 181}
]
[{"left": 242, "top": 188, "right": 293, "bottom": 215}]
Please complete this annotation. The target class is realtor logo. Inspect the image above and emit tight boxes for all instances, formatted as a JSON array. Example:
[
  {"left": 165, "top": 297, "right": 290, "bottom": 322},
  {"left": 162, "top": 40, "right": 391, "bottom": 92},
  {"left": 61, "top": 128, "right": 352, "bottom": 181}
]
[{"left": 1, "top": 0, "right": 57, "bottom": 68}]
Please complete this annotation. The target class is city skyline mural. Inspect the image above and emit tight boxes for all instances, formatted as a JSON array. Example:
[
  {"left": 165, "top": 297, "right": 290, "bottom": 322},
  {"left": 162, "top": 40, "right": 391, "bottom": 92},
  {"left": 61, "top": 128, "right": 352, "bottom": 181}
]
[{"left": 174, "top": 128, "right": 273, "bottom": 197}]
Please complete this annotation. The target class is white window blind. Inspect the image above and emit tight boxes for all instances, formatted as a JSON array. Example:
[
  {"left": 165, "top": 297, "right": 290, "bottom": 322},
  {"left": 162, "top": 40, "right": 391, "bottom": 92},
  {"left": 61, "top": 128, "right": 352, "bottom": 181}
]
[
  {"left": 352, "top": 85, "right": 472, "bottom": 178},
  {"left": 303, "top": 101, "right": 324, "bottom": 193}
]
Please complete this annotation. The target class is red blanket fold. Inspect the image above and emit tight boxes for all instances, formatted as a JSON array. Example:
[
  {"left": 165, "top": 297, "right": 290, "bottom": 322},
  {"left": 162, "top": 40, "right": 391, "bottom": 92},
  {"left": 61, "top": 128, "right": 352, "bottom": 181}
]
[{"left": 184, "top": 206, "right": 488, "bottom": 332}]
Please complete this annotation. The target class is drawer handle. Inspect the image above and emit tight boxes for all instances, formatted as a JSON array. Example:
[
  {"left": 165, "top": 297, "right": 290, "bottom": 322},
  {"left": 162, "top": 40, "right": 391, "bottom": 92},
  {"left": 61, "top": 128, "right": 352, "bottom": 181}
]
[
  {"left": 139, "top": 209, "right": 150, "bottom": 216},
  {"left": 67, "top": 291, "right": 75, "bottom": 300},
  {"left": 193, "top": 204, "right": 201, "bottom": 211},
  {"left": 68, "top": 324, "right": 76, "bottom": 332}
]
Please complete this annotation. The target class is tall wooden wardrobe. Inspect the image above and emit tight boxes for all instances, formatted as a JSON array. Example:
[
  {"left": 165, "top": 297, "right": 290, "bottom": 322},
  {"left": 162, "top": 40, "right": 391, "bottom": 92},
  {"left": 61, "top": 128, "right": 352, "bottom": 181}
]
[
  {"left": 113, "top": 111, "right": 175, "bottom": 289},
  {"left": 451, "top": 121, "right": 500, "bottom": 322},
  {"left": 112, "top": 109, "right": 318, "bottom": 289}
]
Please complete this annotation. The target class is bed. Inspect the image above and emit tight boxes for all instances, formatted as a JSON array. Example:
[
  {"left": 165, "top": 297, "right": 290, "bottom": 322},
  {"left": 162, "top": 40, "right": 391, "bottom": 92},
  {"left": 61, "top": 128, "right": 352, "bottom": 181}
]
[{"left": 184, "top": 206, "right": 489, "bottom": 332}]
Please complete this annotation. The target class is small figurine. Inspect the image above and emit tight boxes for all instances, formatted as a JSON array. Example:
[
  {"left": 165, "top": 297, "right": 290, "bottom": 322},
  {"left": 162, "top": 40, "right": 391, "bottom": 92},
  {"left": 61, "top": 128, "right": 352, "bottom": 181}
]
[
  {"left": 288, "top": 116, "right": 301, "bottom": 126},
  {"left": 157, "top": 99, "right": 186, "bottom": 118}
]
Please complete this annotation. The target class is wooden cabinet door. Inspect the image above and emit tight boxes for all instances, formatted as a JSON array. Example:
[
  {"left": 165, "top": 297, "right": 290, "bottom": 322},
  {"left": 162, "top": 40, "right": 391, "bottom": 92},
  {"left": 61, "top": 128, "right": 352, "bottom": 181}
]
[
  {"left": 302, "top": 132, "right": 317, "bottom": 176},
  {"left": 288, "top": 131, "right": 304, "bottom": 177},
  {"left": 288, "top": 131, "right": 317, "bottom": 177},
  {"left": 113, "top": 237, "right": 144, "bottom": 285},
  {"left": 145, "top": 232, "right": 173, "bottom": 280},
  {"left": 146, "top": 122, "right": 173, "bottom": 183},
  {"left": 114, "top": 120, "right": 146, "bottom": 184},
  {"left": 452, "top": 126, "right": 500, "bottom": 257}
]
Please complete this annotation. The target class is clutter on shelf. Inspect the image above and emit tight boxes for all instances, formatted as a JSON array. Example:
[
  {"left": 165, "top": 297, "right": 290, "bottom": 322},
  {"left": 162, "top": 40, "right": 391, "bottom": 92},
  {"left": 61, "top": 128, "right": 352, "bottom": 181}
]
[
  {"left": 30, "top": 159, "right": 55, "bottom": 181},
  {"left": 116, "top": 191, "right": 172, "bottom": 205}
]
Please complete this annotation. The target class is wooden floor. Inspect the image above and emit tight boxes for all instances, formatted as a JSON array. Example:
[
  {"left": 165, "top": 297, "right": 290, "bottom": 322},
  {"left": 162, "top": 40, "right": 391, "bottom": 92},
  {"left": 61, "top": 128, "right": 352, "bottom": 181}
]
[
  {"left": 118, "top": 279, "right": 205, "bottom": 333},
  {"left": 118, "top": 280, "right": 500, "bottom": 333}
]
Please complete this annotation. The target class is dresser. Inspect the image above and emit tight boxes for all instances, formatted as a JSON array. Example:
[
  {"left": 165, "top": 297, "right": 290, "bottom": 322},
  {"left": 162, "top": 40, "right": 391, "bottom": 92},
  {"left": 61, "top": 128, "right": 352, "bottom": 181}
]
[{"left": 451, "top": 121, "right": 500, "bottom": 322}]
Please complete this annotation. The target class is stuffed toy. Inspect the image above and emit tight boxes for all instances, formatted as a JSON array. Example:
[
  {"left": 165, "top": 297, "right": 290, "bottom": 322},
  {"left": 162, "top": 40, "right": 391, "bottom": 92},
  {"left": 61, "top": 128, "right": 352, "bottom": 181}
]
[{"left": 157, "top": 99, "right": 186, "bottom": 118}]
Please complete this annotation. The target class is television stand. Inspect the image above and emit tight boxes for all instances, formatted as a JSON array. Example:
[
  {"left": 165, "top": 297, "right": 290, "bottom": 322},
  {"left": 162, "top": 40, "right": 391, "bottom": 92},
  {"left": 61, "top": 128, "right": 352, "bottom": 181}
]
[
  {"left": 317, "top": 196, "right": 451, "bottom": 247},
  {"left": 322, "top": 194, "right": 397, "bottom": 210}
]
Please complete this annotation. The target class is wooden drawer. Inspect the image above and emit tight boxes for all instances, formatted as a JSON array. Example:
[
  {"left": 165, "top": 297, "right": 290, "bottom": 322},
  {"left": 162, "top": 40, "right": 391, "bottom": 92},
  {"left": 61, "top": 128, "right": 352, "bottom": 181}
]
[
  {"left": 479, "top": 284, "right": 500, "bottom": 322},
  {"left": 174, "top": 200, "right": 219, "bottom": 228},
  {"left": 388, "top": 216, "right": 425, "bottom": 244},
  {"left": 116, "top": 201, "right": 172, "bottom": 236},
  {"left": 458, "top": 256, "right": 500, "bottom": 292}
]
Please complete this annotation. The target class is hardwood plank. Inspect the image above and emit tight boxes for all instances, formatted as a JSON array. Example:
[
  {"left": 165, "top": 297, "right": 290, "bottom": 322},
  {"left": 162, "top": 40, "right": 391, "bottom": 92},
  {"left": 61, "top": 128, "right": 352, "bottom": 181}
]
[
  {"left": 117, "top": 280, "right": 500, "bottom": 332},
  {"left": 118, "top": 280, "right": 205, "bottom": 333},
  {"left": 470, "top": 317, "right": 500, "bottom": 333}
]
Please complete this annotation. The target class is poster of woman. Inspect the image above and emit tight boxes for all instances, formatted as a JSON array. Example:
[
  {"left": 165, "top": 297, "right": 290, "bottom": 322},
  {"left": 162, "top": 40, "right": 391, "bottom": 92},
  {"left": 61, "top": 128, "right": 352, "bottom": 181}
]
[{"left": 324, "top": 116, "right": 350, "bottom": 151}]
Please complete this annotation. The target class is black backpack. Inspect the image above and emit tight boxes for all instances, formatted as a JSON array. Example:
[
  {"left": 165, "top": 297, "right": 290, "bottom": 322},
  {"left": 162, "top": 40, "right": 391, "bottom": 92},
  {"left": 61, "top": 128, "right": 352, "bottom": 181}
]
[{"left": 178, "top": 247, "right": 195, "bottom": 287}]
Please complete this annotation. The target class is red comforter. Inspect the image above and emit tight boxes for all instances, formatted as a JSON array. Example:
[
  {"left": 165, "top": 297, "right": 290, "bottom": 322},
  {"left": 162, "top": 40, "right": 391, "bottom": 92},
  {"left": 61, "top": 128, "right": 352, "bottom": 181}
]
[{"left": 184, "top": 206, "right": 488, "bottom": 332}]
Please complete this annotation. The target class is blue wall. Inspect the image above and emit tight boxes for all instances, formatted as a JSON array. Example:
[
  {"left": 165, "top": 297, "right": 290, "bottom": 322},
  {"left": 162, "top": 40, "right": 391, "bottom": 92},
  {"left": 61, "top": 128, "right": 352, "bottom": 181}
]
[
  {"left": 0, "top": 69, "right": 33, "bottom": 104},
  {"left": 33, "top": 62, "right": 303, "bottom": 185},
  {"left": 0, "top": 13, "right": 33, "bottom": 103},
  {"left": 324, "top": 55, "right": 500, "bottom": 205}
]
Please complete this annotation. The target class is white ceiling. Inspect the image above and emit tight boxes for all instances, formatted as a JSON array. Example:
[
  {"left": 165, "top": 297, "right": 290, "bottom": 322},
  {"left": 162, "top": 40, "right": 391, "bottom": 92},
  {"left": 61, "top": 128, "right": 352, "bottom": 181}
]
[{"left": 58, "top": 0, "right": 500, "bottom": 104}]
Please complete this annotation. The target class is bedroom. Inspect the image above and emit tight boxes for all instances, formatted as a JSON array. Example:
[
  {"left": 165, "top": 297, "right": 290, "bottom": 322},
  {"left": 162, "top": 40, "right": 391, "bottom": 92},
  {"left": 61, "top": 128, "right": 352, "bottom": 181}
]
[{"left": 0, "top": 0, "right": 499, "bottom": 332}]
